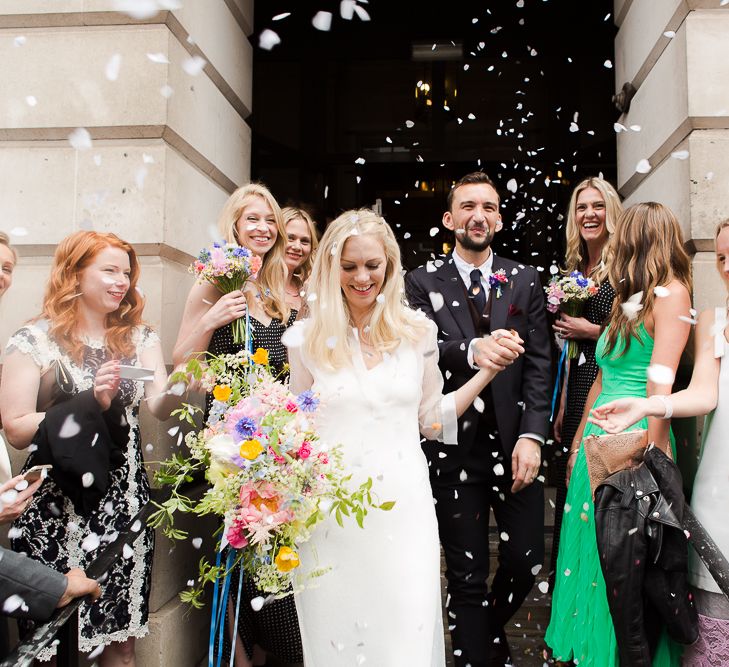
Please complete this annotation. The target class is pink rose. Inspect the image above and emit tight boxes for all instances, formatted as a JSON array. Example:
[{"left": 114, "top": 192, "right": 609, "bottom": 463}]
[
  {"left": 298, "top": 441, "right": 312, "bottom": 459},
  {"left": 285, "top": 400, "right": 298, "bottom": 413},
  {"left": 227, "top": 520, "right": 248, "bottom": 549},
  {"left": 317, "top": 451, "right": 329, "bottom": 465}
]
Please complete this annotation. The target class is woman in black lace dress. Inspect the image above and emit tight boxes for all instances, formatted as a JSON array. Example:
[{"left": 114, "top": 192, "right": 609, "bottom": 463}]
[
  {"left": 549, "top": 177, "right": 622, "bottom": 582},
  {"left": 1, "top": 231, "right": 185, "bottom": 664},
  {"left": 174, "top": 183, "right": 302, "bottom": 666}
]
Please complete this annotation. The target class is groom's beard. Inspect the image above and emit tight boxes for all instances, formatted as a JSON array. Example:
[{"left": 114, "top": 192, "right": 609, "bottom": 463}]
[{"left": 456, "top": 223, "right": 494, "bottom": 252}]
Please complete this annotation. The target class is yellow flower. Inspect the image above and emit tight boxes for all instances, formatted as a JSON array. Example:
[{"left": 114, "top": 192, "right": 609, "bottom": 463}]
[
  {"left": 213, "top": 385, "right": 232, "bottom": 402},
  {"left": 239, "top": 439, "right": 264, "bottom": 460},
  {"left": 274, "top": 546, "right": 300, "bottom": 572},
  {"left": 251, "top": 348, "right": 269, "bottom": 366}
]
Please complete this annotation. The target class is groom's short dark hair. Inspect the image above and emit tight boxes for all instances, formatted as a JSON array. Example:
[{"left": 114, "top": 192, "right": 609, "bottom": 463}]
[{"left": 447, "top": 172, "right": 500, "bottom": 212}]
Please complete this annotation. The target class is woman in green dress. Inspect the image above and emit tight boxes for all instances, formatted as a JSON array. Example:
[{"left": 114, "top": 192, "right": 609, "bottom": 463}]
[{"left": 546, "top": 202, "right": 693, "bottom": 666}]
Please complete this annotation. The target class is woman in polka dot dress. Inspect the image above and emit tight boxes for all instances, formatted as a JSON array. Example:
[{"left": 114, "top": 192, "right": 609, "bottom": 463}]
[{"left": 174, "top": 183, "right": 302, "bottom": 665}]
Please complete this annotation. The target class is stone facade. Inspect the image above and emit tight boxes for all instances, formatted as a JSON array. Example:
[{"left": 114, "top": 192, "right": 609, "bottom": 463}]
[
  {"left": 614, "top": 0, "right": 729, "bottom": 313},
  {"left": 0, "top": 2, "right": 253, "bottom": 664}
]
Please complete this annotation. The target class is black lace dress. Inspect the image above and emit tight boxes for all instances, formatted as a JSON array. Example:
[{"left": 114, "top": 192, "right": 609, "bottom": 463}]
[
  {"left": 550, "top": 282, "right": 615, "bottom": 578},
  {"left": 8, "top": 322, "right": 155, "bottom": 659},
  {"left": 207, "top": 311, "right": 303, "bottom": 664}
]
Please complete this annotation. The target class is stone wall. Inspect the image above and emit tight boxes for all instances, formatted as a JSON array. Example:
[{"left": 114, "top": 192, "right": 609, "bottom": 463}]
[
  {"left": 614, "top": 0, "right": 729, "bottom": 313},
  {"left": 0, "top": 2, "right": 253, "bottom": 664}
]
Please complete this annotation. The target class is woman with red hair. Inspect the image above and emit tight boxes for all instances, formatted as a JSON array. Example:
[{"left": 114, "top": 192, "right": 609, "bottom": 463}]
[{"left": 0, "top": 231, "right": 183, "bottom": 665}]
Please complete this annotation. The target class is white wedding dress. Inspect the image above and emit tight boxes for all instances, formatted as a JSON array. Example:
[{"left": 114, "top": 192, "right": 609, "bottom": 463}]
[{"left": 286, "top": 318, "right": 457, "bottom": 666}]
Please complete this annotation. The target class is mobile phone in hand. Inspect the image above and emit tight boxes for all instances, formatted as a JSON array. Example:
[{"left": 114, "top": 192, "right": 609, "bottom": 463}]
[
  {"left": 118, "top": 365, "right": 155, "bottom": 381},
  {"left": 23, "top": 464, "right": 52, "bottom": 483}
]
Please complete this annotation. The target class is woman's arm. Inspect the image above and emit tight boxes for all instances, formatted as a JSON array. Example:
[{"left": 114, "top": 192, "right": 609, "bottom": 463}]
[
  {"left": 139, "top": 339, "right": 186, "bottom": 420},
  {"left": 172, "top": 282, "right": 247, "bottom": 366},
  {"left": 0, "top": 350, "right": 44, "bottom": 449},
  {"left": 566, "top": 370, "right": 602, "bottom": 486},
  {"left": 590, "top": 308, "right": 720, "bottom": 431},
  {"left": 644, "top": 280, "right": 692, "bottom": 452}
]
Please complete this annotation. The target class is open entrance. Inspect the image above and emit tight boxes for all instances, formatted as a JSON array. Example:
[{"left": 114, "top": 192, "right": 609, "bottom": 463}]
[{"left": 250, "top": 0, "right": 616, "bottom": 270}]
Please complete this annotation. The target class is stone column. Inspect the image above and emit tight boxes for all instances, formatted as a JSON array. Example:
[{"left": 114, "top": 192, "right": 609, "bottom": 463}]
[
  {"left": 613, "top": 0, "right": 729, "bottom": 313},
  {"left": 0, "top": 2, "right": 253, "bottom": 664}
]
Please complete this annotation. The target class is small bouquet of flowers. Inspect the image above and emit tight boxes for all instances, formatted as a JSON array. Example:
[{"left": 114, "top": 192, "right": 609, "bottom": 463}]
[
  {"left": 190, "top": 243, "right": 263, "bottom": 344},
  {"left": 489, "top": 269, "right": 509, "bottom": 299},
  {"left": 150, "top": 349, "right": 392, "bottom": 606},
  {"left": 544, "top": 270, "right": 599, "bottom": 358}
]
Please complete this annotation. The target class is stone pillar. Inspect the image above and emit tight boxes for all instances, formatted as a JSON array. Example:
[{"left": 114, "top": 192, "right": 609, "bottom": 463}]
[
  {"left": 0, "top": 2, "right": 253, "bottom": 664},
  {"left": 613, "top": 0, "right": 729, "bottom": 313}
]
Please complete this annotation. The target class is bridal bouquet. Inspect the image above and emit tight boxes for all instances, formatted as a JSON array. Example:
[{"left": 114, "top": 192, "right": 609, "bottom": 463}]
[
  {"left": 150, "top": 349, "right": 392, "bottom": 606},
  {"left": 190, "top": 243, "right": 262, "bottom": 344},
  {"left": 544, "top": 270, "right": 599, "bottom": 358}
]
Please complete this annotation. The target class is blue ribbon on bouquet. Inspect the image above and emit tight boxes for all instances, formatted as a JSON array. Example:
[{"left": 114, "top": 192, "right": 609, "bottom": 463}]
[
  {"left": 208, "top": 547, "right": 240, "bottom": 667},
  {"left": 550, "top": 343, "right": 568, "bottom": 422}
]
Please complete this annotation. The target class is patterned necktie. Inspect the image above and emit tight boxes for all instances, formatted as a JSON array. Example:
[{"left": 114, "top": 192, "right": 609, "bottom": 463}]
[{"left": 469, "top": 268, "right": 487, "bottom": 314}]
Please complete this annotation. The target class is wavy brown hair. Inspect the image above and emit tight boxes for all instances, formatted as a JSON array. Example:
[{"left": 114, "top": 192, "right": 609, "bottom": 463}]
[
  {"left": 603, "top": 202, "right": 692, "bottom": 356},
  {"left": 217, "top": 182, "right": 289, "bottom": 322},
  {"left": 38, "top": 231, "right": 145, "bottom": 364},
  {"left": 282, "top": 206, "right": 319, "bottom": 284},
  {"left": 563, "top": 177, "right": 622, "bottom": 283}
]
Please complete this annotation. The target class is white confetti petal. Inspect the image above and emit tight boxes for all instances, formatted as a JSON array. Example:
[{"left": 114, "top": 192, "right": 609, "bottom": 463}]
[
  {"left": 9, "top": 226, "right": 28, "bottom": 237},
  {"left": 635, "top": 159, "right": 651, "bottom": 174},
  {"left": 647, "top": 364, "right": 675, "bottom": 385},
  {"left": 428, "top": 292, "right": 445, "bottom": 313},
  {"left": 664, "top": 30, "right": 676, "bottom": 38},
  {"left": 25, "top": 95, "right": 37, "bottom": 107},
  {"left": 182, "top": 55, "right": 206, "bottom": 76},
  {"left": 259, "top": 29, "right": 281, "bottom": 51},
  {"left": 493, "top": 463, "right": 505, "bottom": 476},
  {"left": 13, "top": 36, "right": 26, "bottom": 47},
  {"left": 569, "top": 122, "right": 579, "bottom": 132},
  {"left": 603, "top": 59, "right": 613, "bottom": 69},
  {"left": 506, "top": 178, "right": 518, "bottom": 193},
  {"left": 167, "top": 426, "right": 180, "bottom": 437},
  {"left": 192, "top": 537, "right": 203, "bottom": 549},
  {"left": 169, "top": 382, "right": 186, "bottom": 396},
  {"left": 105, "top": 53, "right": 122, "bottom": 81},
  {"left": 538, "top": 581, "right": 550, "bottom": 594},
  {"left": 2, "top": 595, "right": 24, "bottom": 614},
  {"left": 671, "top": 150, "right": 689, "bottom": 160},
  {"left": 614, "top": 122, "right": 627, "bottom": 133},
  {"left": 251, "top": 596, "right": 265, "bottom": 611},
  {"left": 122, "top": 543, "right": 134, "bottom": 559},
  {"left": 375, "top": 294, "right": 385, "bottom": 304},
  {"left": 654, "top": 286, "right": 671, "bottom": 298},
  {"left": 405, "top": 120, "right": 415, "bottom": 128},
  {"left": 500, "top": 531, "right": 510, "bottom": 541},
  {"left": 146, "top": 52, "right": 169, "bottom": 64},
  {"left": 81, "top": 532, "right": 101, "bottom": 552},
  {"left": 59, "top": 414, "right": 82, "bottom": 439},
  {"left": 81, "top": 472, "right": 95, "bottom": 488},
  {"left": 459, "top": 469, "right": 468, "bottom": 482},
  {"left": 531, "top": 563, "right": 542, "bottom": 576},
  {"left": 429, "top": 227, "right": 440, "bottom": 237},
  {"left": 272, "top": 12, "right": 291, "bottom": 21},
  {"left": 312, "top": 11, "right": 333, "bottom": 31},
  {"left": 630, "top": 124, "right": 642, "bottom": 132},
  {"left": 88, "top": 645, "right": 105, "bottom": 660},
  {"left": 326, "top": 336, "right": 338, "bottom": 349},
  {"left": 68, "top": 127, "right": 93, "bottom": 151},
  {"left": 160, "top": 84, "right": 174, "bottom": 98},
  {"left": 473, "top": 396, "right": 485, "bottom": 413}
]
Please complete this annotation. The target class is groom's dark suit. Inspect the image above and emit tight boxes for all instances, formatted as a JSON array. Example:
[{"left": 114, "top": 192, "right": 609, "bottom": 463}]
[{"left": 406, "top": 252, "right": 551, "bottom": 666}]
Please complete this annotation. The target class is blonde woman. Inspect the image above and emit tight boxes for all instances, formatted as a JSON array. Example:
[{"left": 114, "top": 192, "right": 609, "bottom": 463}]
[
  {"left": 546, "top": 202, "right": 693, "bottom": 666},
  {"left": 285, "top": 209, "right": 523, "bottom": 666},
  {"left": 173, "top": 183, "right": 301, "bottom": 666},
  {"left": 590, "top": 218, "right": 729, "bottom": 666},
  {"left": 281, "top": 206, "right": 318, "bottom": 311},
  {"left": 550, "top": 177, "right": 622, "bottom": 582}
]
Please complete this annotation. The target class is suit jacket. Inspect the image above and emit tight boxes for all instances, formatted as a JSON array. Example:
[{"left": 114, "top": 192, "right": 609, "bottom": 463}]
[
  {"left": 0, "top": 546, "right": 66, "bottom": 620},
  {"left": 405, "top": 252, "right": 552, "bottom": 471}
]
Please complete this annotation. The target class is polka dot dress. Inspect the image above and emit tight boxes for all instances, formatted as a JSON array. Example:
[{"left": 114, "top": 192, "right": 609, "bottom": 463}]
[
  {"left": 550, "top": 282, "right": 615, "bottom": 577},
  {"left": 207, "top": 310, "right": 303, "bottom": 663}
]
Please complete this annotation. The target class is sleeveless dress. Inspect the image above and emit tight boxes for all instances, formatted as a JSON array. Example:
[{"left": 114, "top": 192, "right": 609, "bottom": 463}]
[
  {"left": 546, "top": 323, "right": 681, "bottom": 666},
  {"left": 288, "top": 318, "right": 456, "bottom": 667},
  {"left": 207, "top": 311, "right": 304, "bottom": 664},
  {"left": 683, "top": 307, "right": 729, "bottom": 666},
  {"left": 7, "top": 322, "right": 155, "bottom": 659},
  {"left": 551, "top": 282, "right": 615, "bottom": 578}
]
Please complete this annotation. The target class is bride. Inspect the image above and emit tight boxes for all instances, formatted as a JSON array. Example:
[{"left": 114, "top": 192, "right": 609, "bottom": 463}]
[{"left": 285, "top": 209, "right": 522, "bottom": 666}]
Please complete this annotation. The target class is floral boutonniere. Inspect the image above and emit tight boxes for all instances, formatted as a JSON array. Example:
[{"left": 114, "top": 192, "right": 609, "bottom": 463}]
[{"left": 488, "top": 269, "right": 508, "bottom": 299}]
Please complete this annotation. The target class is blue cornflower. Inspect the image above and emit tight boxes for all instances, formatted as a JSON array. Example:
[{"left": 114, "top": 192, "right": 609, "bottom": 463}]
[
  {"left": 231, "top": 246, "right": 250, "bottom": 258},
  {"left": 297, "top": 390, "right": 320, "bottom": 413},
  {"left": 234, "top": 417, "right": 257, "bottom": 440},
  {"left": 570, "top": 270, "right": 589, "bottom": 288}
]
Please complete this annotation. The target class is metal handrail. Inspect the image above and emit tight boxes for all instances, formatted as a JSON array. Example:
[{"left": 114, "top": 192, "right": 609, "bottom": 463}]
[{"left": 1, "top": 488, "right": 171, "bottom": 667}]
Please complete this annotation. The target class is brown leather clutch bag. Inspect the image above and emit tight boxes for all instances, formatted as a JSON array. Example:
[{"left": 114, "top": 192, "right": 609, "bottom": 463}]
[{"left": 583, "top": 429, "right": 649, "bottom": 496}]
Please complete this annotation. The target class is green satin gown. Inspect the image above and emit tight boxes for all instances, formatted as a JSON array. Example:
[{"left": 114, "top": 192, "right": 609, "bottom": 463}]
[{"left": 546, "top": 324, "right": 681, "bottom": 666}]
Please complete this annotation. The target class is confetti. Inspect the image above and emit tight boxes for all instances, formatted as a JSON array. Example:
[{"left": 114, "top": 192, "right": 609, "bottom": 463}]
[
  {"left": 603, "top": 59, "right": 613, "bottom": 69},
  {"left": 123, "top": 543, "right": 134, "bottom": 559},
  {"left": 9, "top": 226, "right": 28, "bottom": 237},
  {"left": 272, "top": 12, "right": 291, "bottom": 21},
  {"left": 326, "top": 336, "right": 338, "bottom": 349},
  {"left": 68, "top": 127, "right": 93, "bottom": 151},
  {"left": 473, "top": 396, "right": 485, "bottom": 413},
  {"left": 82, "top": 532, "right": 101, "bottom": 552},
  {"left": 531, "top": 564, "right": 542, "bottom": 575},
  {"left": 192, "top": 537, "right": 203, "bottom": 549},
  {"left": 493, "top": 463, "right": 504, "bottom": 476},
  {"left": 160, "top": 84, "right": 174, "bottom": 98},
  {"left": 429, "top": 292, "right": 444, "bottom": 313},
  {"left": 506, "top": 178, "right": 518, "bottom": 193},
  {"left": 13, "top": 36, "right": 26, "bottom": 47},
  {"left": 654, "top": 286, "right": 671, "bottom": 297},
  {"left": 635, "top": 159, "right": 651, "bottom": 174},
  {"left": 664, "top": 30, "right": 676, "bottom": 38},
  {"left": 538, "top": 581, "right": 549, "bottom": 594},
  {"left": 59, "top": 414, "right": 82, "bottom": 439},
  {"left": 25, "top": 96, "right": 37, "bottom": 107},
  {"left": 146, "top": 52, "right": 169, "bottom": 64},
  {"left": 614, "top": 122, "right": 627, "bottom": 133},
  {"left": 251, "top": 596, "right": 265, "bottom": 611},
  {"left": 182, "top": 55, "right": 207, "bottom": 76},
  {"left": 671, "top": 150, "right": 689, "bottom": 160},
  {"left": 81, "top": 472, "right": 95, "bottom": 488},
  {"left": 2, "top": 595, "right": 24, "bottom": 614},
  {"left": 105, "top": 53, "right": 122, "bottom": 81},
  {"left": 312, "top": 11, "right": 333, "bottom": 31},
  {"left": 429, "top": 227, "right": 439, "bottom": 237},
  {"left": 259, "top": 29, "right": 281, "bottom": 51},
  {"left": 375, "top": 294, "right": 385, "bottom": 304},
  {"left": 500, "top": 531, "right": 510, "bottom": 541}
]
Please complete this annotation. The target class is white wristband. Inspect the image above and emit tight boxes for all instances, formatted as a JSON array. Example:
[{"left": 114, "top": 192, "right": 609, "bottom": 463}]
[{"left": 652, "top": 395, "right": 673, "bottom": 420}]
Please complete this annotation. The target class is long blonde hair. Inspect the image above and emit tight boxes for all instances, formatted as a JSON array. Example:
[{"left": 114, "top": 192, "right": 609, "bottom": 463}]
[
  {"left": 282, "top": 206, "right": 319, "bottom": 285},
  {"left": 604, "top": 202, "right": 692, "bottom": 356},
  {"left": 564, "top": 177, "right": 622, "bottom": 283},
  {"left": 217, "top": 182, "right": 290, "bottom": 321},
  {"left": 303, "top": 209, "right": 428, "bottom": 370}
]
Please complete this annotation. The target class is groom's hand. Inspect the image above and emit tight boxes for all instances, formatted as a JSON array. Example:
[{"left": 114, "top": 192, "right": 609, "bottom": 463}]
[
  {"left": 511, "top": 437, "right": 541, "bottom": 493},
  {"left": 473, "top": 331, "right": 523, "bottom": 371}
]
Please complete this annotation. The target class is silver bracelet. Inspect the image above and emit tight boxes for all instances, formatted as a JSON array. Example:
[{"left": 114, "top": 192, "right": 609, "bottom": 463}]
[{"left": 653, "top": 395, "right": 673, "bottom": 420}]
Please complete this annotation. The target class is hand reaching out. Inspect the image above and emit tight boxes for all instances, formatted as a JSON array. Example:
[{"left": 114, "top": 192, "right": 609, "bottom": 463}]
[
  {"left": 57, "top": 568, "right": 101, "bottom": 608},
  {"left": 93, "top": 359, "right": 121, "bottom": 411},
  {"left": 0, "top": 475, "right": 43, "bottom": 524},
  {"left": 588, "top": 397, "right": 653, "bottom": 434}
]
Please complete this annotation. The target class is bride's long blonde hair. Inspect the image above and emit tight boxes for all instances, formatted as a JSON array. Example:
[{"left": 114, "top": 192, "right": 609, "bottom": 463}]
[{"left": 303, "top": 209, "right": 429, "bottom": 370}]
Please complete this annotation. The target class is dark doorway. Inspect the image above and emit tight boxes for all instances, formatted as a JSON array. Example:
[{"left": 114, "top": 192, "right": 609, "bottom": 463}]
[{"left": 250, "top": 1, "right": 617, "bottom": 271}]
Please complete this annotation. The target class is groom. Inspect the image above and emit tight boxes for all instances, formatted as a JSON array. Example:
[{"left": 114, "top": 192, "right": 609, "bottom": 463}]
[{"left": 405, "top": 172, "right": 551, "bottom": 666}]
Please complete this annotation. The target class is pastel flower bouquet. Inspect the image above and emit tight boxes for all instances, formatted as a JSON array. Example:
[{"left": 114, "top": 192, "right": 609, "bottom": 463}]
[
  {"left": 544, "top": 270, "right": 599, "bottom": 358},
  {"left": 150, "top": 349, "right": 392, "bottom": 607},
  {"left": 190, "top": 243, "right": 263, "bottom": 344}
]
